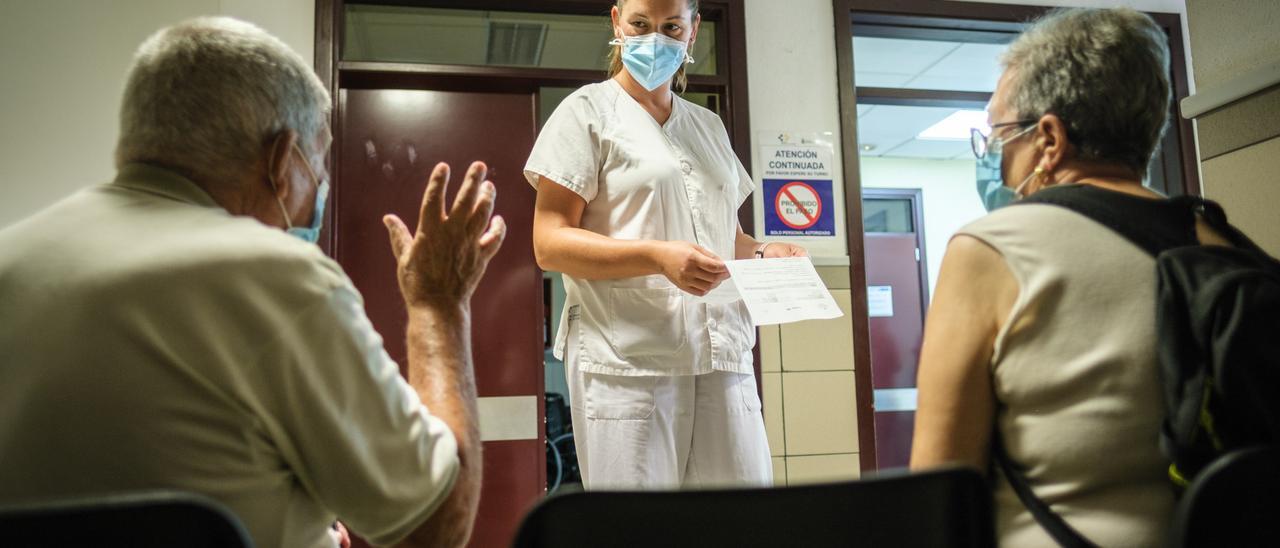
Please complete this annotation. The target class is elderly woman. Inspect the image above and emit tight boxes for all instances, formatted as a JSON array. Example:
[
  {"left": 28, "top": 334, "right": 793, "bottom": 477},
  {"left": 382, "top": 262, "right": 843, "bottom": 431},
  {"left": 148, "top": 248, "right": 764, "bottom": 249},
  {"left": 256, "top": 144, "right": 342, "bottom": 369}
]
[{"left": 910, "top": 8, "right": 1224, "bottom": 547}]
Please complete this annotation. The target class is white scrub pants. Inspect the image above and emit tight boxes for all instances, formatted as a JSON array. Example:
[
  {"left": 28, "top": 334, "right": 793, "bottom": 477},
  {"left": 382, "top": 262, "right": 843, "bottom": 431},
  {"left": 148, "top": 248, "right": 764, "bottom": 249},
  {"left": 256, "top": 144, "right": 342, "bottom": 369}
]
[{"left": 565, "top": 339, "right": 773, "bottom": 489}]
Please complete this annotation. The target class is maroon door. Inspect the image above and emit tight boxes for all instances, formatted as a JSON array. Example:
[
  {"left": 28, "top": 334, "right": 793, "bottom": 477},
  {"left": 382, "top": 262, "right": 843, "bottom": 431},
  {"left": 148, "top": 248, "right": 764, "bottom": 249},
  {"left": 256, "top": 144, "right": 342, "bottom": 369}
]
[
  {"left": 335, "top": 88, "right": 543, "bottom": 548},
  {"left": 862, "top": 192, "right": 929, "bottom": 469}
]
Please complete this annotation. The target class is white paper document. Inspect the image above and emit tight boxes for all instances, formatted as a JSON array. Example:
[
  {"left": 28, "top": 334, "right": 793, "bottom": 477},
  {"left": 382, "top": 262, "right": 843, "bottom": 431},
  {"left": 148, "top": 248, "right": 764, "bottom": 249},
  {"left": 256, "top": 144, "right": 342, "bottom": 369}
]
[
  {"left": 697, "top": 275, "right": 742, "bottom": 305},
  {"left": 694, "top": 257, "right": 844, "bottom": 325}
]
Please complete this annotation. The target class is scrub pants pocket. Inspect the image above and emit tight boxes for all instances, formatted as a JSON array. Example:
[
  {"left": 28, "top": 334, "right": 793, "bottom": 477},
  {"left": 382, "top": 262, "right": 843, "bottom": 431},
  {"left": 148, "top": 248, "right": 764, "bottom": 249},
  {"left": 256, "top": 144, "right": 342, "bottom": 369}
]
[
  {"left": 575, "top": 373, "right": 670, "bottom": 488},
  {"left": 732, "top": 372, "right": 764, "bottom": 416},
  {"left": 686, "top": 371, "right": 773, "bottom": 487},
  {"left": 583, "top": 373, "right": 658, "bottom": 420}
]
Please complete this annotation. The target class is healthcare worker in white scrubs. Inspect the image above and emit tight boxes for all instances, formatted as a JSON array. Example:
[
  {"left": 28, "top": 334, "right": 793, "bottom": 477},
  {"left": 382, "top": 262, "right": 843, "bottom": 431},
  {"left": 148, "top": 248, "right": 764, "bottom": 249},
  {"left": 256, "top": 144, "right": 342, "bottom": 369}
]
[{"left": 525, "top": 0, "right": 806, "bottom": 489}]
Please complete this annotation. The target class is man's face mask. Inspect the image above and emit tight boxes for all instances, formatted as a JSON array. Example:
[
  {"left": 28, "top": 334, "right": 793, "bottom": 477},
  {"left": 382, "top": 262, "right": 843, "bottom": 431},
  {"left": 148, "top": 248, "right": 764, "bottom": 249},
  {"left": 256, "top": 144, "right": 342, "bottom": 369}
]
[
  {"left": 973, "top": 123, "right": 1037, "bottom": 212},
  {"left": 609, "top": 31, "right": 694, "bottom": 91},
  {"left": 273, "top": 143, "right": 329, "bottom": 244}
]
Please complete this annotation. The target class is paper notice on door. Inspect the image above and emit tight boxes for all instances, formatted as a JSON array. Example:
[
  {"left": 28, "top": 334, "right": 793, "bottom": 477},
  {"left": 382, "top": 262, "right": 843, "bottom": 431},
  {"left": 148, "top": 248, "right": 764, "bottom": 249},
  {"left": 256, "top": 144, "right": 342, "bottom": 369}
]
[
  {"left": 691, "top": 257, "right": 843, "bottom": 325},
  {"left": 868, "top": 285, "right": 894, "bottom": 317}
]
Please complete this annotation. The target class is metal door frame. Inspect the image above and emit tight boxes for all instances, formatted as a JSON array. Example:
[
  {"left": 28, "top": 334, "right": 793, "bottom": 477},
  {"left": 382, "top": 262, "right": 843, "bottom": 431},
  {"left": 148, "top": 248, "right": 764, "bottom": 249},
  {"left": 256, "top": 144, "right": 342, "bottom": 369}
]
[
  {"left": 832, "top": 0, "right": 1199, "bottom": 472},
  {"left": 313, "top": 7, "right": 759, "bottom": 545}
]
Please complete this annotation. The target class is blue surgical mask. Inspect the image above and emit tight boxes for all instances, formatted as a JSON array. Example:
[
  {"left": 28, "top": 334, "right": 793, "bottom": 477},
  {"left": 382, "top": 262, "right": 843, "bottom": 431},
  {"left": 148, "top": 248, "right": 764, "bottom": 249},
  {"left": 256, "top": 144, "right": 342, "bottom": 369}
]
[
  {"left": 273, "top": 144, "right": 329, "bottom": 244},
  {"left": 610, "top": 33, "right": 693, "bottom": 91},
  {"left": 975, "top": 125, "right": 1036, "bottom": 212}
]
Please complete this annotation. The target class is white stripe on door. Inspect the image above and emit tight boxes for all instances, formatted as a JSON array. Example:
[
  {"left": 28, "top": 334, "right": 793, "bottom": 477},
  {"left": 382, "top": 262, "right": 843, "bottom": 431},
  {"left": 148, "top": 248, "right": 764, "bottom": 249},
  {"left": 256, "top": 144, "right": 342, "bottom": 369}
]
[{"left": 477, "top": 395, "right": 539, "bottom": 442}]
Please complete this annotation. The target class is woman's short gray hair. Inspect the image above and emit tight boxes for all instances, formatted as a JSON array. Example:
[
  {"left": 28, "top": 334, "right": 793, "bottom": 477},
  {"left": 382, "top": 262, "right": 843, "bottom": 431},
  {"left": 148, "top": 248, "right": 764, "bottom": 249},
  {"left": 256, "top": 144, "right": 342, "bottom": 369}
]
[
  {"left": 1002, "top": 8, "right": 1171, "bottom": 176},
  {"left": 116, "top": 17, "right": 331, "bottom": 186}
]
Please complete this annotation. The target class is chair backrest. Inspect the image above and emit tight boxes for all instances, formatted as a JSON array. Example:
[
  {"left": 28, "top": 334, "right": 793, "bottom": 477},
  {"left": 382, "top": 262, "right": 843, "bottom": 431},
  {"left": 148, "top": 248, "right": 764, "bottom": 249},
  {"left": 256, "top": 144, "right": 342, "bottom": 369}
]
[
  {"left": 1170, "top": 446, "right": 1280, "bottom": 548},
  {"left": 513, "top": 467, "right": 992, "bottom": 548},
  {"left": 0, "top": 490, "right": 253, "bottom": 548}
]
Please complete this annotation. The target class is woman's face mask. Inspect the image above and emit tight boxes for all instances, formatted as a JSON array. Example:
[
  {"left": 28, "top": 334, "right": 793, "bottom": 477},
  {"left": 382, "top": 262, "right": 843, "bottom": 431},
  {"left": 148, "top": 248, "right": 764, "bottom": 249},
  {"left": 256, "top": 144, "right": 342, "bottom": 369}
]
[
  {"left": 610, "top": 32, "right": 694, "bottom": 91},
  {"left": 974, "top": 124, "right": 1037, "bottom": 212}
]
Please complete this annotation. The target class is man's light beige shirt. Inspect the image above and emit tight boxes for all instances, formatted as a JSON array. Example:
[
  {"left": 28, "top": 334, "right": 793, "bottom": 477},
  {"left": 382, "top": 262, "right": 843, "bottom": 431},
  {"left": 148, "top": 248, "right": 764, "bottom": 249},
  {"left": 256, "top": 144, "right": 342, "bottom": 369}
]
[{"left": 0, "top": 164, "right": 459, "bottom": 547}]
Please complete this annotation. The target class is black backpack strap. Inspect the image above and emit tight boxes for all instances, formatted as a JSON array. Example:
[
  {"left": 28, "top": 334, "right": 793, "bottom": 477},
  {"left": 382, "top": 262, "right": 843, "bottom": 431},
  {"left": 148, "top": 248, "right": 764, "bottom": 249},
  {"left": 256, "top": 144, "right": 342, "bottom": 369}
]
[
  {"left": 1171, "top": 195, "right": 1265, "bottom": 252},
  {"left": 1016, "top": 185, "right": 1198, "bottom": 257},
  {"left": 992, "top": 431, "right": 1099, "bottom": 548}
]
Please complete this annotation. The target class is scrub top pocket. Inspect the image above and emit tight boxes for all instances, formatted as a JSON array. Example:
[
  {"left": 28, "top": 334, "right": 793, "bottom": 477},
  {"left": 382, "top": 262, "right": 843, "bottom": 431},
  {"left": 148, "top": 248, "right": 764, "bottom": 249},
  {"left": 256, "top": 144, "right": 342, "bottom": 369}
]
[{"left": 607, "top": 286, "right": 688, "bottom": 358}]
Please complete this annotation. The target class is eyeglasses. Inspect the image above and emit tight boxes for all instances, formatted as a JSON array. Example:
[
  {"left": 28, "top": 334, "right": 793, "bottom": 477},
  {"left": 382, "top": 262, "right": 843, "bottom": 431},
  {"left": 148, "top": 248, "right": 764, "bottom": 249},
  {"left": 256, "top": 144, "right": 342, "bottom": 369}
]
[{"left": 970, "top": 120, "right": 1036, "bottom": 159}]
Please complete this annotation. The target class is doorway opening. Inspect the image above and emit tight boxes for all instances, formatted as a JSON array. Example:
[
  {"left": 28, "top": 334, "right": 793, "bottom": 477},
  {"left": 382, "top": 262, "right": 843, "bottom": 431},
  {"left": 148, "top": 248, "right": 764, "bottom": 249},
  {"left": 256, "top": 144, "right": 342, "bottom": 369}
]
[
  {"left": 834, "top": 0, "right": 1199, "bottom": 472},
  {"left": 316, "top": 1, "right": 753, "bottom": 545}
]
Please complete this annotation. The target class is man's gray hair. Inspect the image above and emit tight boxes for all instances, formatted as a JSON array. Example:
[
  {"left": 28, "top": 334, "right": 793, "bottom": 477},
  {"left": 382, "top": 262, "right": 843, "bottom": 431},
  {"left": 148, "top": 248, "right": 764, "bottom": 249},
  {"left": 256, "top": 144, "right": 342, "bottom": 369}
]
[
  {"left": 116, "top": 17, "right": 331, "bottom": 186},
  {"left": 1002, "top": 8, "right": 1171, "bottom": 176}
]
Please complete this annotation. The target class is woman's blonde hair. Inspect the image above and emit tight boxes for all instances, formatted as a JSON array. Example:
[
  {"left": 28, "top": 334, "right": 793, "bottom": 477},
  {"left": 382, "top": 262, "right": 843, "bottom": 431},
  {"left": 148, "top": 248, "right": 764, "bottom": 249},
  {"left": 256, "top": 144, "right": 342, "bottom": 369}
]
[{"left": 608, "top": 0, "right": 700, "bottom": 93}]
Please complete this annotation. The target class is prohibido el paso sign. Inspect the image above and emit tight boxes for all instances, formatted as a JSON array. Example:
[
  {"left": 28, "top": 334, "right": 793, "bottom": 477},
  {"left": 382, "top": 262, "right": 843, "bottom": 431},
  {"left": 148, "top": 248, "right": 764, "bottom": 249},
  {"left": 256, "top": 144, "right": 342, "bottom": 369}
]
[{"left": 761, "top": 133, "right": 835, "bottom": 238}]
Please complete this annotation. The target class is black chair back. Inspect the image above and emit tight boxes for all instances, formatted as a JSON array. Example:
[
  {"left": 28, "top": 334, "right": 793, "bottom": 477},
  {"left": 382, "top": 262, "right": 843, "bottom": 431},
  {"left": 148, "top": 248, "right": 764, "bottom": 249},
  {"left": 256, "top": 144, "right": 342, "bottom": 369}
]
[
  {"left": 1170, "top": 446, "right": 1280, "bottom": 548},
  {"left": 0, "top": 490, "right": 252, "bottom": 547},
  {"left": 513, "top": 467, "right": 992, "bottom": 548}
]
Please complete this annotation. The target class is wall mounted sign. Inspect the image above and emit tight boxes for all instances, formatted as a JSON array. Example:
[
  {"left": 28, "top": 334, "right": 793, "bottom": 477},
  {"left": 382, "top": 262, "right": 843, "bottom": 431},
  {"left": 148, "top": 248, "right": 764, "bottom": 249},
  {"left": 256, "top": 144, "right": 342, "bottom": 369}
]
[{"left": 760, "top": 133, "right": 838, "bottom": 241}]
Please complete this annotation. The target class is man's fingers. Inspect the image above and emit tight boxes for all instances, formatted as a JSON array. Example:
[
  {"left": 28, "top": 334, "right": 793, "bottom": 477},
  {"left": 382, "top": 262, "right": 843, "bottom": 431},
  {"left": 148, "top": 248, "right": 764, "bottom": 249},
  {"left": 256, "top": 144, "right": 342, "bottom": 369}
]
[
  {"left": 420, "top": 163, "right": 450, "bottom": 230},
  {"left": 467, "top": 181, "right": 497, "bottom": 236},
  {"left": 383, "top": 214, "right": 411, "bottom": 261},
  {"left": 478, "top": 215, "right": 507, "bottom": 260},
  {"left": 449, "top": 161, "right": 488, "bottom": 219}
]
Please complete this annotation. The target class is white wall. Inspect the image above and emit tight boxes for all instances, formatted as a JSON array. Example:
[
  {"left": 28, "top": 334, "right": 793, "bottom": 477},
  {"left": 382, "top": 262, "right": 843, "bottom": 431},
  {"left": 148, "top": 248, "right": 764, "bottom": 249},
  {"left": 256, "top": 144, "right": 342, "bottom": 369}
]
[
  {"left": 742, "top": 0, "right": 1191, "bottom": 261},
  {"left": 744, "top": 0, "right": 849, "bottom": 258},
  {"left": 0, "top": 0, "right": 314, "bottom": 229},
  {"left": 859, "top": 157, "right": 985, "bottom": 295}
]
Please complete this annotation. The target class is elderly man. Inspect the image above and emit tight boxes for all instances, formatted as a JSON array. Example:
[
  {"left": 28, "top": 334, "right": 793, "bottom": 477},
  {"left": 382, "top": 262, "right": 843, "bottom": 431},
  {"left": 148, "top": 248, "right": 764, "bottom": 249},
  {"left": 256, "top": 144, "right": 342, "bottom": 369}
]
[{"left": 0, "top": 17, "right": 504, "bottom": 548}]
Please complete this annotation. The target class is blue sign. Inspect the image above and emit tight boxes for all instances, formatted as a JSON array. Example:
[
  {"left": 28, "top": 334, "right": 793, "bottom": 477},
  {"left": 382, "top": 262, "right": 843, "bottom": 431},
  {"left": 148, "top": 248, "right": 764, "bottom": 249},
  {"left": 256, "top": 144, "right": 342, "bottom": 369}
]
[{"left": 764, "top": 178, "right": 835, "bottom": 237}]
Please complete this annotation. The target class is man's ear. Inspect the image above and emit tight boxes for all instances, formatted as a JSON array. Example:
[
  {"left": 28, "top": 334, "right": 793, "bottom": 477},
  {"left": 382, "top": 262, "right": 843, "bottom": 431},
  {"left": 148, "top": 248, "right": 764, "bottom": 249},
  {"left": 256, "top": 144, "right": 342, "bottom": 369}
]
[
  {"left": 1035, "top": 113, "right": 1071, "bottom": 172},
  {"left": 266, "top": 130, "right": 299, "bottom": 200}
]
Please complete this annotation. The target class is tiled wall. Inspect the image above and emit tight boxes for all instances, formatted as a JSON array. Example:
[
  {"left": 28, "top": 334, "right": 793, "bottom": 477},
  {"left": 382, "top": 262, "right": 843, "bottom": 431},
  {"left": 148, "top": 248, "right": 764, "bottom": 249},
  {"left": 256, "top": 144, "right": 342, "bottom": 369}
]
[{"left": 761, "top": 264, "right": 861, "bottom": 485}]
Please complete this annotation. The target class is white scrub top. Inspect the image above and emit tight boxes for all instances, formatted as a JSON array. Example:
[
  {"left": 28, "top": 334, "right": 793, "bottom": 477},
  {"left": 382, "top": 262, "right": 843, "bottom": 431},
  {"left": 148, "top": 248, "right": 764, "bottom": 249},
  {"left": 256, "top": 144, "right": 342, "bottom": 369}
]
[{"left": 525, "top": 79, "right": 756, "bottom": 376}]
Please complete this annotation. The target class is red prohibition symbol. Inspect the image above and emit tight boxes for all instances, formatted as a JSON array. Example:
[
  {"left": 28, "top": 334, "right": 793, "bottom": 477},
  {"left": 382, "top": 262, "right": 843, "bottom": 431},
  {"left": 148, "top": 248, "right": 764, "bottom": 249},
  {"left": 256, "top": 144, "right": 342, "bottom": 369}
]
[{"left": 776, "top": 181, "right": 822, "bottom": 230}]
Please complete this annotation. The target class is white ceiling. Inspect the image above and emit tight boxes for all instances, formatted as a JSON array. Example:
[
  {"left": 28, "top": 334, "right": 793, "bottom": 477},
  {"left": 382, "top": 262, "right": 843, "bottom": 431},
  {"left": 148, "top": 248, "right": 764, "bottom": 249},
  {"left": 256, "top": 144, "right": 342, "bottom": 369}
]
[
  {"left": 857, "top": 104, "right": 978, "bottom": 160},
  {"left": 854, "top": 36, "right": 1009, "bottom": 160},
  {"left": 854, "top": 36, "right": 1008, "bottom": 92}
]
